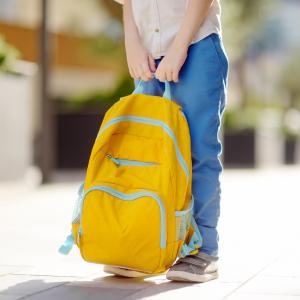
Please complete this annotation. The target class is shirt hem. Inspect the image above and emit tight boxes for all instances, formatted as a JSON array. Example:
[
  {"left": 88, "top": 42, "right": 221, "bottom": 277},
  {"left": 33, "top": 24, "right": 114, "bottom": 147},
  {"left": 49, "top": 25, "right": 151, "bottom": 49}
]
[{"left": 152, "top": 29, "right": 221, "bottom": 59}]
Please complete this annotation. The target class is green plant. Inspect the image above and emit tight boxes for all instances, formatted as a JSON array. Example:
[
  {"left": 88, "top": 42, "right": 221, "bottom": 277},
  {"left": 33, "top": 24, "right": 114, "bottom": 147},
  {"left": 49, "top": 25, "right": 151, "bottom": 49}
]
[
  {"left": 222, "top": 0, "right": 276, "bottom": 109},
  {"left": 223, "top": 106, "right": 261, "bottom": 132},
  {"left": 222, "top": 0, "right": 275, "bottom": 63},
  {"left": 0, "top": 35, "right": 20, "bottom": 73}
]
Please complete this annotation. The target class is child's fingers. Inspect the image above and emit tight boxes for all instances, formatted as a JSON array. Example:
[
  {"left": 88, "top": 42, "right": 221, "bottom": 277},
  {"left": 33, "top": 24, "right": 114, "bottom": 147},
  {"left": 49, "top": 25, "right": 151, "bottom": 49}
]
[
  {"left": 166, "top": 70, "right": 173, "bottom": 82},
  {"left": 154, "top": 67, "right": 159, "bottom": 81},
  {"left": 144, "top": 71, "right": 153, "bottom": 81},
  {"left": 155, "top": 69, "right": 161, "bottom": 81},
  {"left": 148, "top": 54, "right": 156, "bottom": 73},
  {"left": 156, "top": 70, "right": 167, "bottom": 82},
  {"left": 172, "top": 70, "right": 179, "bottom": 82},
  {"left": 138, "top": 67, "right": 149, "bottom": 81},
  {"left": 141, "top": 74, "right": 149, "bottom": 81},
  {"left": 160, "top": 69, "right": 168, "bottom": 82},
  {"left": 141, "top": 63, "right": 153, "bottom": 81},
  {"left": 133, "top": 66, "right": 141, "bottom": 80},
  {"left": 129, "top": 66, "right": 135, "bottom": 79}
]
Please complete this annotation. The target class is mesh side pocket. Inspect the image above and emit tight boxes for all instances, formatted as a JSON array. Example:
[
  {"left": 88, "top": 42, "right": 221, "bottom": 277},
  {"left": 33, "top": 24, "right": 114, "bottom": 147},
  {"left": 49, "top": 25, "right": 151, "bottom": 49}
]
[
  {"left": 175, "top": 213, "right": 192, "bottom": 241},
  {"left": 71, "top": 182, "right": 84, "bottom": 224},
  {"left": 175, "top": 195, "right": 194, "bottom": 242}
]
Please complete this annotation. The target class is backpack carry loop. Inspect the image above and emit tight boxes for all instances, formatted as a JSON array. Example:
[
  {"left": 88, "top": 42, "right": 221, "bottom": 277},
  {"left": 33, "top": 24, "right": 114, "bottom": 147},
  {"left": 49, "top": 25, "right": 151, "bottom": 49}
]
[
  {"left": 58, "top": 231, "right": 74, "bottom": 255},
  {"left": 58, "top": 182, "right": 84, "bottom": 255},
  {"left": 179, "top": 216, "right": 203, "bottom": 258},
  {"left": 133, "top": 79, "right": 172, "bottom": 100}
]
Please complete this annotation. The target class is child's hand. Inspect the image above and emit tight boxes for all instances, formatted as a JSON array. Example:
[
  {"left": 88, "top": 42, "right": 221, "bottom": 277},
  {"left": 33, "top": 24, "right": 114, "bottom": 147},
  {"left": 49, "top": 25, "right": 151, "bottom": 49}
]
[
  {"left": 155, "top": 42, "right": 188, "bottom": 82},
  {"left": 125, "top": 38, "right": 156, "bottom": 81}
]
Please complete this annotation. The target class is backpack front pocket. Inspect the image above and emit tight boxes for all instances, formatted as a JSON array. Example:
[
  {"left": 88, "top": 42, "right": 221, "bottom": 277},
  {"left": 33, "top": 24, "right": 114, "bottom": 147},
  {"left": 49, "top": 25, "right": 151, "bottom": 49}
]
[
  {"left": 78, "top": 184, "right": 166, "bottom": 273},
  {"left": 92, "top": 132, "right": 167, "bottom": 192}
]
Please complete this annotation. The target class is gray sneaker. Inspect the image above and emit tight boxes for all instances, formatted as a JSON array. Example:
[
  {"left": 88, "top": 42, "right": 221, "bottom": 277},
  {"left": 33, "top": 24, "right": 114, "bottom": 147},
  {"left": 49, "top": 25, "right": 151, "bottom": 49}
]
[{"left": 166, "top": 252, "right": 219, "bottom": 283}]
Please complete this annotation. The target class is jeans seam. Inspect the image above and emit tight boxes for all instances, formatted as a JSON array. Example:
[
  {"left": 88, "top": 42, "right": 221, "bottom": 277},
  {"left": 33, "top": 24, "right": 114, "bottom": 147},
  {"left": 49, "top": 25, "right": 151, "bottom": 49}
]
[{"left": 209, "top": 35, "right": 227, "bottom": 83}]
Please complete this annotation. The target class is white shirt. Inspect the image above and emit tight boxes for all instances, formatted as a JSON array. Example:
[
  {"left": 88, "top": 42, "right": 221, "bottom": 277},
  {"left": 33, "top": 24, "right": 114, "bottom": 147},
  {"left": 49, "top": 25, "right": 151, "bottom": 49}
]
[{"left": 115, "top": 0, "right": 222, "bottom": 58}]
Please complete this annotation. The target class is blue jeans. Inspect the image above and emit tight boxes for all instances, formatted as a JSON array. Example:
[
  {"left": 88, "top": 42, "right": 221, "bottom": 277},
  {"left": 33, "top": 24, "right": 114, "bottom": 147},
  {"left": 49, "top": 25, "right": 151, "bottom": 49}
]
[{"left": 134, "top": 33, "right": 229, "bottom": 257}]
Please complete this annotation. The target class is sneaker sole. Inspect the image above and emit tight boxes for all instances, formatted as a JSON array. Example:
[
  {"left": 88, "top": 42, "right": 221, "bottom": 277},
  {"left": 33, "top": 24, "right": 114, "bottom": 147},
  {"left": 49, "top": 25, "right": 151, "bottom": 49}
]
[
  {"left": 103, "top": 265, "right": 149, "bottom": 278},
  {"left": 166, "top": 270, "right": 218, "bottom": 283}
]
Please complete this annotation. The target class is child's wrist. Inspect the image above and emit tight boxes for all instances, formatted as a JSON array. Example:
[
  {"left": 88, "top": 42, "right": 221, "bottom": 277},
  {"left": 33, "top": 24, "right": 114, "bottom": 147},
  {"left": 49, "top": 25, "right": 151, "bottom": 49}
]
[{"left": 172, "top": 34, "right": 191, "bottom": 51}]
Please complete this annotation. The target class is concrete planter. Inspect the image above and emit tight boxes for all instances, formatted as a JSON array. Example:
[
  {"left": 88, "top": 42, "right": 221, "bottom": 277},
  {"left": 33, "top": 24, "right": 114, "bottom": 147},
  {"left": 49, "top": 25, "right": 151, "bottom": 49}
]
[{"left": 0, "top": 61, "right": 37, "bottom": 181}]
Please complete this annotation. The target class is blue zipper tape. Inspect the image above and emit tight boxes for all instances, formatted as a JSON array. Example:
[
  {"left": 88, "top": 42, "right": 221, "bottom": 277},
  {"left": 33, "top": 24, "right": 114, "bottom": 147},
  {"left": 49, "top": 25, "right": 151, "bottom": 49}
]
[{"left": 106, "top": 154, "right": 160, "bottom": 167}]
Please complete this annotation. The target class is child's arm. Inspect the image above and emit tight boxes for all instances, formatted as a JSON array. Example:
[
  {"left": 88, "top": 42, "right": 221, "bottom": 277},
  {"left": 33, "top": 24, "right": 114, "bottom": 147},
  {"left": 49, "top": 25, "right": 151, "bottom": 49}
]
[
  {"left": 123, "top": 0, "right": 156, "bottom": 81},
  {"left": 155, "top": 0, "right": 214, "bottom": 82}
]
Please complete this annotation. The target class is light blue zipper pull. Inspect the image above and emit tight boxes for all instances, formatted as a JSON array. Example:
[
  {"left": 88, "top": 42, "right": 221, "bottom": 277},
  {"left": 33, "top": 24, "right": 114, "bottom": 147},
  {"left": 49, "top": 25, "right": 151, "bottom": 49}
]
[{"left": 106, "top": 153, "right": 120, "bottom": 166}]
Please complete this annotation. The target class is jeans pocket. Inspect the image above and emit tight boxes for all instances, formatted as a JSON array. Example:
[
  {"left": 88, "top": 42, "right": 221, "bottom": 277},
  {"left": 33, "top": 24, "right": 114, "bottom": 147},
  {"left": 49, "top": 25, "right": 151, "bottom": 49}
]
[{"left": 209, "top": 34, "right": 229, "bottom": 84}]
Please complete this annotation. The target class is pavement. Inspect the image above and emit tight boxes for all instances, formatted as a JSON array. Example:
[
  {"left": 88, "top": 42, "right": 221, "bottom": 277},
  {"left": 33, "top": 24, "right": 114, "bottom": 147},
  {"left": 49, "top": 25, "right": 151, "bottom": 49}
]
[{"left": 0, "top": 166, "right": 300, "bottom": 300}]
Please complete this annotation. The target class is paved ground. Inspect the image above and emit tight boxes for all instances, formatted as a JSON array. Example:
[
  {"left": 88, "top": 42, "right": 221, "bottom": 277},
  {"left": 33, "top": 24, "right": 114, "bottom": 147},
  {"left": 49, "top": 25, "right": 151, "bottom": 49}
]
[{"left": 0, "top": 166, "right": 300, "bottom": 300}]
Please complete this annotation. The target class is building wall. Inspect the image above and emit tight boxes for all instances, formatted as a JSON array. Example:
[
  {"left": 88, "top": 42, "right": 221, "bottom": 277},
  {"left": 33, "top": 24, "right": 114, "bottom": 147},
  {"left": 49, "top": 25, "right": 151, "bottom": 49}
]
[{"left": 0, "top": 0, "right": 109, "bottom": 36}]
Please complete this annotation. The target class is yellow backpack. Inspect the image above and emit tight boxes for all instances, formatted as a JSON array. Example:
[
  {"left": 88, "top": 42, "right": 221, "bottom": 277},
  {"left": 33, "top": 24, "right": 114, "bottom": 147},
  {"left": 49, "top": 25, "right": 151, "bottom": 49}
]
[{"left": 59, "top": 82, "right": 202, "bottom": 274}]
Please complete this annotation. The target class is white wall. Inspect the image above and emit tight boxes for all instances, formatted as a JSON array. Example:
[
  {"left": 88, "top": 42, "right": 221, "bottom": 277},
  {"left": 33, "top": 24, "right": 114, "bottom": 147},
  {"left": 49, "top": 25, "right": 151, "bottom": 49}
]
[{"left": 0, "top": 62, "right": 37, "bottom": 181}]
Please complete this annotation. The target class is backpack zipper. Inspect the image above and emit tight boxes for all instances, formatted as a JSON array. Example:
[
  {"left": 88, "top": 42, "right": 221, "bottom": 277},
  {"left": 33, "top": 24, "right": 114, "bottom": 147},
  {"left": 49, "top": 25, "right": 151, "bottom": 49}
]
[
  {"left": 77, "top": 185, "right": 166, "bottom": 249},
  {"left": 106, "top": 153, "right": 160, "bottom": 167}
]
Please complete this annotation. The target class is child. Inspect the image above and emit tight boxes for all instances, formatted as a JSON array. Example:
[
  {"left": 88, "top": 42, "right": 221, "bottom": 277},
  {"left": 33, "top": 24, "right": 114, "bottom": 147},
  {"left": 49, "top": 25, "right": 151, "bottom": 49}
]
[{"left": 107, "top": 0, "right": 228, "bottom": 283}]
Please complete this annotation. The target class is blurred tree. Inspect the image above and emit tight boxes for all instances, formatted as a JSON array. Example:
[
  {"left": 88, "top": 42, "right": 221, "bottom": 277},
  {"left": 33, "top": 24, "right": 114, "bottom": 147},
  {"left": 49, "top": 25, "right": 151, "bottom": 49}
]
[
  {"left": 90, "top": 0, "right": 126, "bottom": 73},
  {"left": 82, "top": 1, "right": 128, "bottom": 80},
  {"left": 222, "top": 0, "right": 274, "bottom": 62},
  {"left": 279, "top": 50, "right": 300, "bottom": 142},
  {"left": 56, "top": 0, "right": 133, "bottom": 109},
  {"left": 222, "top": 0, "right": 276, "bottom": 108},
  {"left": 280, "top": 50, "right": 300, "bottom": 110}
]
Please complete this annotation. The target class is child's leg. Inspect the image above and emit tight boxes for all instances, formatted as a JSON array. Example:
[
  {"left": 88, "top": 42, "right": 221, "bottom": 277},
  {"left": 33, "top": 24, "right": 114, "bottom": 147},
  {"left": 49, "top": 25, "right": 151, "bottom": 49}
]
[{"left": 170, "top": 34, "right": 229, "bottom": 257}]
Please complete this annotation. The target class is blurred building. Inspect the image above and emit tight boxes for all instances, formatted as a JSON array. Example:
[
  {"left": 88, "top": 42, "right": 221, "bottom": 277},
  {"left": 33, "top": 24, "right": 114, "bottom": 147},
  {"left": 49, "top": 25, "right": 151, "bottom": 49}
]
[
  {"left": 0, "top": 0, "right": 299, "bottom": 181},
  {"left": 0, "top": 0, "right": 120, "bottom": 97},
  {"left": 0, "top": 0, "right": 125, "bottom": 181}
]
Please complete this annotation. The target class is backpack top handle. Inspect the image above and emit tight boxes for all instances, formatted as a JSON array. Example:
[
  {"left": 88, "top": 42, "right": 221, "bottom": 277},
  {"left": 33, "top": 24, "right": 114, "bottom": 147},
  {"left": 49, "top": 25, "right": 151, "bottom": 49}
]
[{"left": 132, "top": 79, "right": 172, "bottom": 100}]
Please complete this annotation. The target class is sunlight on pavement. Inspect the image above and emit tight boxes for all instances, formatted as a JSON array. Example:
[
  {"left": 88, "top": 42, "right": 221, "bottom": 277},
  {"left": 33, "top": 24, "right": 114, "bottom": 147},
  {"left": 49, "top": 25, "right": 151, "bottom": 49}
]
[{"left": 0, "top": 166, "right": 299, "bottom": 299}]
